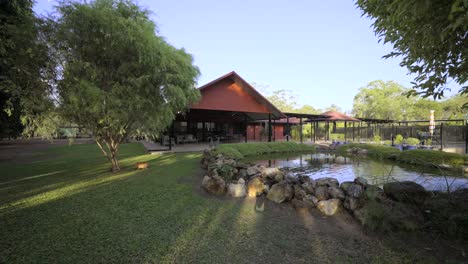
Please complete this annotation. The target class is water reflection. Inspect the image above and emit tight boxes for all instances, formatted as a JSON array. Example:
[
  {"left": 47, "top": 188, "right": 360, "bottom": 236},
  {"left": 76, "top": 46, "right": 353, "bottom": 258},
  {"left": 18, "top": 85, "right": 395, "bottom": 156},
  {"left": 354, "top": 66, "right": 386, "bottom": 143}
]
[{"left": 254, "top": 153, "right": 468, "bottom": 192}]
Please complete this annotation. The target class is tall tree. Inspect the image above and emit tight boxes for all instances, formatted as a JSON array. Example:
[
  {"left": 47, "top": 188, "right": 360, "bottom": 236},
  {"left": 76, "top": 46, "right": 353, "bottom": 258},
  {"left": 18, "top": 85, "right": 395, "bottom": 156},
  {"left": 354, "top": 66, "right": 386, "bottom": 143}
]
[
  {"left": 266, "top": 89, "right": 297, "bottom": 112},
  {"left": 352, "top": 80, "right": 413, "bottom": 120},
  {"left": 352, "top": 80, "right": 467, "bottom": 120},
  {"left": 295, "top": 104, "right": 319, "bottom": 114},
  {"left": 323, "top": 104, "right": 343, "bottom": 113},
  {"left": 356, "top": 0, "right": 468, "bottom": 99},
  {"left": 53, "top": 0, "right": 200, "bottom": 171},
  {"left": 0, "top": 0, "right": 53, "bottom": 138}
]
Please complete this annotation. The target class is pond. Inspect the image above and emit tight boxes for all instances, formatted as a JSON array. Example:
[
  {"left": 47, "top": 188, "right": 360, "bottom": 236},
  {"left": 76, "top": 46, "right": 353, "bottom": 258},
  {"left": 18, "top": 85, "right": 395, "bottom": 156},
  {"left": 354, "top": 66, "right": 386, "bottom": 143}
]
[{"left": 251, "top": 153, "right": 468, "bottom": 192}]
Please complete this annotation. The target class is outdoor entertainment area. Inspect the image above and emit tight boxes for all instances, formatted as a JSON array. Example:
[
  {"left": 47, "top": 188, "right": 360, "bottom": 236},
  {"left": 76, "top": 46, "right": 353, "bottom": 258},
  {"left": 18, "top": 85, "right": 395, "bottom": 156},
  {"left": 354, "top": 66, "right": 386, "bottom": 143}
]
[{"left": 154, "top": 72, "right": 468, "bottom": 154}]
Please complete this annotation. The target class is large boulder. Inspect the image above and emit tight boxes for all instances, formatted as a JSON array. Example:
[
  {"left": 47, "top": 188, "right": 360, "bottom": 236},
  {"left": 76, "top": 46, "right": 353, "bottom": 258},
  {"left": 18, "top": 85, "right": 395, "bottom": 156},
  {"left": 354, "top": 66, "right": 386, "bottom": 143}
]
[
  {"left": 314, "top": 186, "right": 329, "bottom": 201},
  {"left": 202, "top": 175, "right": 226, "bottom": 196},
  {"left": 262, "top": 167, "right": 284, "bottom": 182},
  {"left": 298, "top": 175, "right": 311, "bottom": 184},
  {"left": 354, "top": 177, "right": 368, "bottom": 187},
  {"left": 317, "top": 199, "right": 342, "bottom": 216},
  {"left": 346, "top": 183, "right": 364, "bottom": 198},
  {"left": 238, "top": 169, "right": 247, "bottom": 179},
  {"left": 303, "top": 194, "right": 318, "bottom": 207},
  {"left": 227, "top": 182, "right": 246, "bottom": 197},
  {"left": 340, "top": 181, "right": 354, "bottom": 192},
  {"left": 285, "top": 172, "right": 298, "bottom": 184},
  {"left": 247, "top": 177, "right": 265, "bottom": 197},
  {"left": 246, "top": 166, "right": 260, "bottom": 176},
  {"left": 302, "top": 181, "right": 315, "bottom": 195},
  {"left": 343, "top": 196, "right": 360, "bottom": 211},
  {"left": 328, "top": 186, "right": 345, "bottom": 200},
  {"left": 266, "top": 182, "right": 293, "bottom": 203},
  {"left": 293, "top": 185, "right": 307, "bottom": 200},
  {"left": 316, "top": 177, "right": 339, "bottom": 187},
  {"left": 364, "top": 185, "right": 385, "bottom": 201},
  {"left": 383, "top": 181, "right": 429, "bottom": 205}
]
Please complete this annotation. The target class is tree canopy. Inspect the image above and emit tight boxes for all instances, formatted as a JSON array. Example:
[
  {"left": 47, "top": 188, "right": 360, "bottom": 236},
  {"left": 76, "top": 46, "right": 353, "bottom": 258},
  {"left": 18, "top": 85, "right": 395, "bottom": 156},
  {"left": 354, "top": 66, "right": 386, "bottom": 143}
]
[
  {"left": 53, "top": 0, "right": 200, "bottom": 171},
  {"left": 0, "top": 0, "right": 54, "bottom": 138},
  {"left": 352, "top": 80, "right": 468, "bottom": 120},
  {"left": 356, "top": 0, "right": 468, "bottom": 99}
]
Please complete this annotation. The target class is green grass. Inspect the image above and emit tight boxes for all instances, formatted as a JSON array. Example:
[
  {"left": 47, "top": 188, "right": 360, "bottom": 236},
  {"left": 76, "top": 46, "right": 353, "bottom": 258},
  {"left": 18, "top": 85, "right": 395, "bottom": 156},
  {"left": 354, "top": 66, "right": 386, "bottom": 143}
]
[
  {"left": 397, "top": 149, "right": 468, "bottom": 168},
  {"left": 215, "top": 142, "right": 316, "bottom": 159},
  {"left": 0, "top": 142, "right": 453, "bottom": 263},
  {"left": 337, "top": 143, "right": 401, "bottom": 160},
  {"left": 338, "top": 143, "right": 468, "bottom": 170}
]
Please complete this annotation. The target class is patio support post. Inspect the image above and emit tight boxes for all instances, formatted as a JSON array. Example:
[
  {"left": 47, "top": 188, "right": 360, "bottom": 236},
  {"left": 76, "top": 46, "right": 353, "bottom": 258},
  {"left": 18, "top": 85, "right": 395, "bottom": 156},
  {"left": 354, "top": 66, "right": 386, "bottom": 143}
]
[
  {"left": 286, "top": 117, "right": 290, "bottom": 142},
  {"left": 391, "top": 124, "right": 395, "bottom": 145},
  {"left": 268, "top": 113, "right": 272, "bottom": 142},
  {"left": 313, "top": 121, "right": 317, "bottom": 143},
  {"left": 202, "top": 122, "right": 205, "bottom": 142},
  {"left": 300, "top": 118, "right": 303, "bottom": 143},
  {"left": 244, "top": 115, "right": 248, "bottom": 143},
  {"left": 253, "top": 125, "right": 256, "bottom": 141},
  {"left": 344, "top": 121, "right": 347, "bottom": 142}
]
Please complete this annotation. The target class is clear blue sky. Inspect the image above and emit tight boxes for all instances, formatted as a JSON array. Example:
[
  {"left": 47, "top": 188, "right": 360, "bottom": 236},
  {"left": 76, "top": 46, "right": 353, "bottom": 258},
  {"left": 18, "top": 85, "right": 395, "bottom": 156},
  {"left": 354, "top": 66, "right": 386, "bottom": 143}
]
[{"left": 33, "top": 0, "right": 457, "bottom": 113}]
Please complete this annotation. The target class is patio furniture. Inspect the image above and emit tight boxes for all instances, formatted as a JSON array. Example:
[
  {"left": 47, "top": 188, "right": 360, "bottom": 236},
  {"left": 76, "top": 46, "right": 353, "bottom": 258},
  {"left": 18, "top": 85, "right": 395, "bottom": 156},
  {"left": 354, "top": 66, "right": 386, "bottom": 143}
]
[
  {"left": 162, "top": 135, "right": 175, "bottom": 146},
  {"left": 184, "top": 134, "right": 197, "bottom": 143},
  {"left": 176, "top": 135, "right": 185, "bottom": 144}
]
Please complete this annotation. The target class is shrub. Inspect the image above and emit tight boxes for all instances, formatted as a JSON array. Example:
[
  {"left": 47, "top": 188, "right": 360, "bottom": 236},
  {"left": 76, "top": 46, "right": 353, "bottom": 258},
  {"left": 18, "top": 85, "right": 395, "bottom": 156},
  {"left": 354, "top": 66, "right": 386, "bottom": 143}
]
[
  {"left": 383, "top": 140, "right": 392, "bottom": 146},
  {"left": 425, "top": 138, "right": 432, "bottom": 146},
  {"left": 373, "top": 135, "right": 381, "bottom": 144},
  {"left": 394, "top": 134, "right": 404, "bottom": 145},
  {"left": 405, "top": 137, "right": 420, "bottom": 146},
  {"left": 330, "top": 133, "right": 345, "bottom": 142}
]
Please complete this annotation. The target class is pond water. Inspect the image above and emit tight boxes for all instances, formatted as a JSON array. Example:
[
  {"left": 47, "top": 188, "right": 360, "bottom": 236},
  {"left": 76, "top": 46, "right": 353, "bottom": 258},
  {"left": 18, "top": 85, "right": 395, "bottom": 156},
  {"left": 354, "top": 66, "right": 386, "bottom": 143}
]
[{"left": 252, "top": 153, "right": 468, "bottom": 192}]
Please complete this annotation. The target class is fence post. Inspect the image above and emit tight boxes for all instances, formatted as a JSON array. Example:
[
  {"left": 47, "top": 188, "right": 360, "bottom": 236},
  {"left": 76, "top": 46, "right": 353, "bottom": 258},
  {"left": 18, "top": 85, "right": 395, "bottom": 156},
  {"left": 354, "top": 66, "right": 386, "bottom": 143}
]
[{"left": 440, "top": 123, "right": 444, "bottom": 151}]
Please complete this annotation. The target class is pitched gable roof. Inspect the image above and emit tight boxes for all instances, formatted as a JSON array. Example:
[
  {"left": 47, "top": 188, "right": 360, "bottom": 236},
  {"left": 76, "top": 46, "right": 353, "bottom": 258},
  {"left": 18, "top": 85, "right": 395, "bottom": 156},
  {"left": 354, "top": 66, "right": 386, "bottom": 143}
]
[{"left": 191, "top": 71, "right": 286, "bottom": 119}]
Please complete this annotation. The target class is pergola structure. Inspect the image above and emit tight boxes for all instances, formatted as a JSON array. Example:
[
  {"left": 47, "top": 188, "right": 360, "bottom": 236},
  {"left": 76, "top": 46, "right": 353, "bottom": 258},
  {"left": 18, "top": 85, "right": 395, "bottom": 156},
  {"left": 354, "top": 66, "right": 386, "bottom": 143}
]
[{"left": 305, "top": 110, "right": 361, "bottom": 142}]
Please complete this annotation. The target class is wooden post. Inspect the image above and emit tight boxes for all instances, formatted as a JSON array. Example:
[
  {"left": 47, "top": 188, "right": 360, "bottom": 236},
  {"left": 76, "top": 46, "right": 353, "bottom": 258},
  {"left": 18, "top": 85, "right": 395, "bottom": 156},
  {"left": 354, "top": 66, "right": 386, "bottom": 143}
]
[
  {"left": 244, "top": 115, "right": 248, "bottom": 143},
  {"left": 273, "top": 120, "right": 276, "bottom": 141},
  {"left": 344, "top": 121, "right": 347, "bottom": 142},
  {"left": 268, "top": 113, "right": 272, "bottom": 142},
  {"left": 286, "top": 116, "right": 290, "bottom": 142},
  {"left": 253, "top": 124, "right": 256, "bottom": 141},
  {"left": 352, "top": 122, "right": 355, "bottom": 142},
  {"left": 300, "top": 118, "right": 303, "bottom": 143},
  {"left": 202, "top": 122, "right": 205, "bottom": 142}
]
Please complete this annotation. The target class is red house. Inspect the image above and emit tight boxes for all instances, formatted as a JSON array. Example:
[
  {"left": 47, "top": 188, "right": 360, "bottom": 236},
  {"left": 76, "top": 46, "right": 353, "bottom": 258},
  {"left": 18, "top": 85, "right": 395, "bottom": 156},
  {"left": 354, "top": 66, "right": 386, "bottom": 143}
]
[{"left": 172, "top": 71, "right": 321, "bottom": 143}]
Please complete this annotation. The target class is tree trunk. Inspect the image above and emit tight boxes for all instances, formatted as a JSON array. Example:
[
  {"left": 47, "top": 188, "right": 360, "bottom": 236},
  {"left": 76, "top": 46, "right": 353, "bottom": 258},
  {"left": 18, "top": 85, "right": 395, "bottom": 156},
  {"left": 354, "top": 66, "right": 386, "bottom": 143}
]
[
  {"left": 95, "top": 138, "right": 121, "bottom": 172},
  {"left": 109, "top": 146, "right": 120, "bottom": 172}
]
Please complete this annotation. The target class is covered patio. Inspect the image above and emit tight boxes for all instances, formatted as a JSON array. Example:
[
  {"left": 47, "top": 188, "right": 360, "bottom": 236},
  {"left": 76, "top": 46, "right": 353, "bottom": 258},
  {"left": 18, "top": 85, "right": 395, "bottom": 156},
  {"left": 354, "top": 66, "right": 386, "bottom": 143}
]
[{"left": 159, "top": 72, "right": 286, "bottom": 150}]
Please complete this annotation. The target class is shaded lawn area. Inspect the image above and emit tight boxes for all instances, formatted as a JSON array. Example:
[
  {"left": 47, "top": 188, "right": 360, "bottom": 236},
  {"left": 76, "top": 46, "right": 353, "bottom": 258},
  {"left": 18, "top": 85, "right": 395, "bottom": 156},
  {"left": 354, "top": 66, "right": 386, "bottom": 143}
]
[{"left": 0, "top": 143, "right": 448, "bottom": 263}]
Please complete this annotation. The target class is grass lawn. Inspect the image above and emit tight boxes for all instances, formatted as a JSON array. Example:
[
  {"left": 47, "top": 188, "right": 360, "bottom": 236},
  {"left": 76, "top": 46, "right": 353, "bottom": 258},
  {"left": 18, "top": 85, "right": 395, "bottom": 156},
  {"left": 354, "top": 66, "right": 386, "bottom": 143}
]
[{"left": 0, "top": 142, "right": 458, "bottom": 263}]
